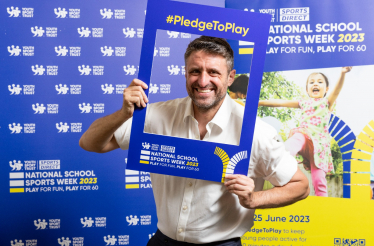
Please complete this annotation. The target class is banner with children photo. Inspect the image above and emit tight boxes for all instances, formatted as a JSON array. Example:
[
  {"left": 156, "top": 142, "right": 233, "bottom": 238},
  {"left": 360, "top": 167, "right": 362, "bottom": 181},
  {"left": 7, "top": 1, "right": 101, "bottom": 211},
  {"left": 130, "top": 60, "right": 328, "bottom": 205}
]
[{"left": 227, "top": 0, "right": 374, "bottom": 245}]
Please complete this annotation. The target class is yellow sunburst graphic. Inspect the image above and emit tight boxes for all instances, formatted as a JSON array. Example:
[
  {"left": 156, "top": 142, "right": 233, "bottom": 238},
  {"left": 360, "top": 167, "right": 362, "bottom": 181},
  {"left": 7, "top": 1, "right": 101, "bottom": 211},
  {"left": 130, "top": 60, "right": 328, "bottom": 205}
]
[
  {"left": 351, "top": 120, "right": 374, "bottom": 199},
  {"left": 214, "top": 147, "right": 230, "bottom": 183}
]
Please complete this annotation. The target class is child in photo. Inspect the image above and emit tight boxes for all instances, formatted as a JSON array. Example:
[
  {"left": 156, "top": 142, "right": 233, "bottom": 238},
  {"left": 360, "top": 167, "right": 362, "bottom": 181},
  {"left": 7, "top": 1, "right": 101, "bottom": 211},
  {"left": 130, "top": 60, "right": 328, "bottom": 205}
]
[{"left": 259, "top": 67, "right": 352, "bottom": 196}]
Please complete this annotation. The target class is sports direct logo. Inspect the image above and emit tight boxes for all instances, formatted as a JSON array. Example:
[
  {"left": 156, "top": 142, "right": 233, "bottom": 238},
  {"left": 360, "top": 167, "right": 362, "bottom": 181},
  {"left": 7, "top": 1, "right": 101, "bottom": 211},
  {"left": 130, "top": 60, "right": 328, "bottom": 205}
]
[
  {"left": 280, "top": 7, "right": 309, "bottom": 22},
  {"left": 165, "top": 15, "right": 250, "bottom": 37}
]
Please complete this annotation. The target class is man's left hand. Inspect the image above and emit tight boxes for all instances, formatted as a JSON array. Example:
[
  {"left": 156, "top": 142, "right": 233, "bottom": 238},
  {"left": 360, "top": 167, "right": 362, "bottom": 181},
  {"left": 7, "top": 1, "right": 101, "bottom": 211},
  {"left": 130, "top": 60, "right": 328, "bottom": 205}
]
[{"left": 224, "top": 174, "right": 255, "bottom": 209}]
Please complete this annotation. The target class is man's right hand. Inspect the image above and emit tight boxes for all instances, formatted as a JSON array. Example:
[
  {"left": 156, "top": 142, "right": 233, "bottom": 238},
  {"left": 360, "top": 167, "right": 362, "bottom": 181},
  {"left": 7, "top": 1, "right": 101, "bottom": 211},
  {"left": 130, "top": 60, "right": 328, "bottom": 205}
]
[
  {"left": 79, "top": 79, "right": 149, "bottom": 153},
  {"left": 121, "top": 79, "right": 149, "bottom": 118}
]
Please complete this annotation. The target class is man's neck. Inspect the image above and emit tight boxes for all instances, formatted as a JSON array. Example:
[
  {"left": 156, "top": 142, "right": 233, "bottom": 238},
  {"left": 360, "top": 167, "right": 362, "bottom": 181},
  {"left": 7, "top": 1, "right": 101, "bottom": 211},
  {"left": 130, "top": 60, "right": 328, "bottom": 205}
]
[{"left": 193, "top": 97, "right": 225, "bottom": 140}]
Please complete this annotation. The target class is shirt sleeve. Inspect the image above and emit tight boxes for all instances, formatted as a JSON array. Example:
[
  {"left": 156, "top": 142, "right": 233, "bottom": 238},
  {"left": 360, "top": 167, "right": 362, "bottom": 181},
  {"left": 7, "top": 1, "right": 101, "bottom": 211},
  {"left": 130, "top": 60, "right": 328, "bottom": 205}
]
[
  {"left": 114, "top": 118, "right": 133, "bottom": 150},
  {"left": 250, "top": 119, "right": 297, "bottom": 187}
]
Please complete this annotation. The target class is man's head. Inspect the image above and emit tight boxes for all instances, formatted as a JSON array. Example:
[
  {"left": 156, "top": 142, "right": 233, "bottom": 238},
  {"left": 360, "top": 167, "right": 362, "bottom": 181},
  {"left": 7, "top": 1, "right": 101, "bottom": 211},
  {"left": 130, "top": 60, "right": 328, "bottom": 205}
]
[{"left": 184, "top": 36, "right": 235, "bottom": 112}]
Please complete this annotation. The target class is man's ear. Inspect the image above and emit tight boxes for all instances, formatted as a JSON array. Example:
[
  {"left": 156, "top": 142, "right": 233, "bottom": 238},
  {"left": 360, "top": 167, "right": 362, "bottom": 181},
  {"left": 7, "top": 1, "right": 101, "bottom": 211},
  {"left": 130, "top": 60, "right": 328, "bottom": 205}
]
[{"left": 227, "top": 69, "right": 236, "bottom": 86}]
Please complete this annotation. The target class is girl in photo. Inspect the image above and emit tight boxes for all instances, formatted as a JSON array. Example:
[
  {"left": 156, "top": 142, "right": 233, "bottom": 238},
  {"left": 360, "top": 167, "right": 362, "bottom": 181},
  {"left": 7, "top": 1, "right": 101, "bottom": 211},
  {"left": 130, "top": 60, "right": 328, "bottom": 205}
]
[{"left": 259, "top": 67, "right": 352, "bottom": 196}]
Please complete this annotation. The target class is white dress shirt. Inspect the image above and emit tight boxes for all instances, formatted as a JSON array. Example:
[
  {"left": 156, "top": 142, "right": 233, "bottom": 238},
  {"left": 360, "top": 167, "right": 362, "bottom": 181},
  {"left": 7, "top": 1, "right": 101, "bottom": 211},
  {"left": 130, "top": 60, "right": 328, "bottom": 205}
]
[{"left": 114, "top": 95, "right": 297, "bottom": 243}]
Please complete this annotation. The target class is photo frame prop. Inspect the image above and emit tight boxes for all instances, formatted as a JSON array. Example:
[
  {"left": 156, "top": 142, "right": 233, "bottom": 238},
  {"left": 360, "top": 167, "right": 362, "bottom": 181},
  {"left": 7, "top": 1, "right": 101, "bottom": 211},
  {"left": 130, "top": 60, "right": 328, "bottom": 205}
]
[{"left": 127, "top": 0, "right": 271, "bottom": 182}]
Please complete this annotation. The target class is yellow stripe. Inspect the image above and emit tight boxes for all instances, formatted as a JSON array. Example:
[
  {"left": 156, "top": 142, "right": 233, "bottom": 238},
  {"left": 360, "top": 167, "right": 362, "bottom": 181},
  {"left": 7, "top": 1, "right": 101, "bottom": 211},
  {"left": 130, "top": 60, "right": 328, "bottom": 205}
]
[
  {"left": 351, "top": 173, "right": 370, "bottom": 185},
  {"left": 354, "top": 139, "right": 373, "bottom": 153},
  {"left": 126, "top": 184, "right": 139, "bottom": 189},
  {"left": 140, "top": 160, "right": 149, "bottom": 164},
  {"left": 10, "top": 188, "right": 24, "bottom": 193},
  {"left": 357, "top": 132, "right": 374, "bottom": 148},
  {"left": 351, "top": 160, "right": 371, "bottom": 172},
  {"left": 351, "top": 185, "right": 371, "bottom": 200},
  {"left": 239, "top": 48, "right": 254, "bottom": 54},
  {"left": 368, "top": 120, "right": 374, "bottom": 130},
  {"left": 351, "top": 149, "right": 371, "bottom": 161},
  {"left": 363, "top": 125, "right": 374, "bottom": 140}
]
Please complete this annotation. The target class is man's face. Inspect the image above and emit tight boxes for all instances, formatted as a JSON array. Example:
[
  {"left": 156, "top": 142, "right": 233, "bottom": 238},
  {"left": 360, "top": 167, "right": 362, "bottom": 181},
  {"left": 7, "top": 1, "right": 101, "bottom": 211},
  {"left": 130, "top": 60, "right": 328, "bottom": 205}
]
[{"left": 185, "top": 50, "right": 235, "bottom": 112}]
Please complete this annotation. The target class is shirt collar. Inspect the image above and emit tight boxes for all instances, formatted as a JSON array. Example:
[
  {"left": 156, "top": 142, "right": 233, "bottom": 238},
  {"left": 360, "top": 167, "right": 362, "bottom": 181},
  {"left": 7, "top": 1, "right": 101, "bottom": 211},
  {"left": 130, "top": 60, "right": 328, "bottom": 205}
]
[{"left": 183, "top": 94, "right": 234, "bottom": 131}]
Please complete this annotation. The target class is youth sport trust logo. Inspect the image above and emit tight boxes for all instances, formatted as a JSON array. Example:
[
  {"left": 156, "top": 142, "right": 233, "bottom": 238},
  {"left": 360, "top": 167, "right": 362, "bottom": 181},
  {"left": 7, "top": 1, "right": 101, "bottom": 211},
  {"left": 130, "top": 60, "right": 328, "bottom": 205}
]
[
  {"left": 55, "top": 46, "right": 68, "bottom": 56},
  {"left": 123, "top": 28, "right": 143, "bottom": 38},
  {"left": 8, "top": 45, "right": 34, "bottom": 56},
  {"left": 78, "top": 65, "right": 104, "bottom": 75},
  {"left": 78, "top": 27, "right": 103, "bottom": 37},
  {"left": 34, "top": 219, "right": 48, "bottom": 229},
  {"left": 123, "top": 65, "right": 137, "bottom": 75},
  {"left": 56, "top": 122, "right": 69, "bottom": 133},
  {"left": 214, "top": 147, "right": 248, "bottom": 182},
  {"left": 167, "top": 65, "right": 185, "bottom": 75},
  {"left": 166, "top": 31, "right": 191, "bottom": 39},
  {"left": 7, "top": 45, "right": 21, "bottom": 56},
  {"left": 9, "top": 160, "right": 23, "bottom": 171},
  {"left": 9, "top": 123, "right": 23, "bottom": 134},
  {"left": 56, "top": 84, "right": 69, "bottom": 94},
  {"left": 126, "top": 215, "right": 139, "bottom": 226},
  {"left": 8, "top": 84, "right": 22, "bottom": 95},
  {"left": 80, "top": 217, "right": 94, "bottom": 227},
  {"left": 58, "top": 237, "right": 71, "bottom": 246},
  {"left": 101, "top": 84, "right": 114, "bottom": 94},
  {"left": 54, "top": 8, "right": 80, "bottom": 18},
  {"left": 7, "top": 6, "right": 34, "bottom": 18}
]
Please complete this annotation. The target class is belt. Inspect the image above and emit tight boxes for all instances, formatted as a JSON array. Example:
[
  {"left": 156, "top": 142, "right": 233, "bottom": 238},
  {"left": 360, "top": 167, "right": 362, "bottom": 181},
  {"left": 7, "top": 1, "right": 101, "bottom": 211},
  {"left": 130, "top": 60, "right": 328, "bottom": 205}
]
[{"left": 149, "top": 229, "right": 242, "bottom": 246}]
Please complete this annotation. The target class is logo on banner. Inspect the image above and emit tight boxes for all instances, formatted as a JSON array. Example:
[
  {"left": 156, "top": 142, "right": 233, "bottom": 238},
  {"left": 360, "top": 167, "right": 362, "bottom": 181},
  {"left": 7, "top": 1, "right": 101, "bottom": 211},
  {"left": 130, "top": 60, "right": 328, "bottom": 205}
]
[
  {"left": 31, "top": 26, "right": 45, "bottom": 37},
  {"left": 77, "top": 27, "right": 91, "bottom": 37},
  {"left": 78, "top": 65, "right": 91, "bottom": 75},
  {"left": 71, "top": 123, "right": 82, "bottom": 133},
  {"left": 123, "top": 65, "right": 137, "bottom": 75},
  {"left": 69, "top": 9, "right": 80, "bottom": 18},
  {"left": 8, "top": 84, "right": 22, "bottom": 95},
  {"left": 22, "top": 8, "right": 34, "bottom": 17},
  {"left": 93, "top": 66, "right": 104, "bottom": 75},
  {"left": 79, "top": 103, "right": 92, "bottom": 113},
  {"left": 58, "top": 237, "right": 71, "bottom": 246},
  {"left": 104, "top": 236, "right": 117, "bottom": 246},
  {"left": 47, "top": 66, "right": 58, "bottom": 75},
  {"left": 116, "top": 85, "right": 127, "bottom": 94},
  {"left": 34, "top": 219, "right": 48, "bottom": 230},
  {"left": 24, "top": 85, "right": 35, "bottom": 95},
  {"left": 123, "top": 28, "right": 136, "bottom": 38},
  {"left": 149, "top": 84, "right": 159, "bottom": 94},
  {"left": 8, "top": 45, "right": 21, "bottom": 56},
  {"left": 101, "top": 46, "right": 114, "bottom": 56},
  {"left": 115, "top": 47, "right": 126, "bottom": 56},
  {"left": 280, "top": 7, "right": 310, "bottom": 22},
  {"left": 10, "top": 239, "right": 24, "bottom": 246},
  {"left": 55, "top": 46, "right": 68, "bottom": 56},
  {"left": 24, "top": 124, "right": 36, "bottom": 133},
  {"left": 32, "top": 65, "right": 45, "bottom": 75},
  {"left": 9, "top": 160, "right": 23, "bottom": 171},
  {"left": 100, "top": 8, "right": 113, "bottom": 19},
  {"left": 158, "top": 47, "right": 170, "bottom": 57},
  {"left": 137, "top": 28, "right": 144, "bottom": 38},
  {"left": 9, "top": 123, "right": 22, "bottom": 134},
  {"left": 7, "top": 7, "right": 21, "bottom": 17},
  {"left": 92, "top": 28, "right": 103, "bottom": 37},
  {"left": 70, "top": 85, "right": 81, "bottom": 94},
  {"left": 32, "top": 103, "right": 46, "bottom": 114},
  {"left": 258, "top": 9, "right": 275, "bottom": 22},
  {"left": 154, "top": 48, "right": 158, "bottom": 56},
  {"left": 56, "top": 123, "right": 69, "bottom": 133},
  {"left": 126, "top": 215, "right": 139, "bottom": 226},
  {"left": 56, "top": 84, "right": 69, "bottom": 94},
  {"left": 114, "top": 9, "right": 126, "bottom": 19},
  {"left": 167, "top": 65, "right": 184, "bottom": 75},
  {"left": 54, "top": 7, "right": 68, "bottom": 18},
  {"left": 70, "top": 47, "right": 81, "bottom": 56},
  {"left": 80, "top": 217, "right": 94, "bottom": 227},
  {"left": 160, "top": 84, "right": 171, "bottom": 94},
  {"left": 214, "top": 147, "right": 248, "bottom": 182},
  {"left": 101, "top": 84, "right": 114, "bottom": 94},
  {"left": 167, "top": 31, "right": 179, "bottom": 38},
  {"left": 47, "top": 104, "right": 58, "bottom": 114}
]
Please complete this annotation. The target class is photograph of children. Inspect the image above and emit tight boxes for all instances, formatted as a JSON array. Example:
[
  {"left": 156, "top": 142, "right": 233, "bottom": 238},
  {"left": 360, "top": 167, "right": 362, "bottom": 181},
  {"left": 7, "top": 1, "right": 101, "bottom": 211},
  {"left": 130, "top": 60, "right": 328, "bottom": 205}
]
[{"left": 252, "top": 65, "right": 374, "bottom": 198}]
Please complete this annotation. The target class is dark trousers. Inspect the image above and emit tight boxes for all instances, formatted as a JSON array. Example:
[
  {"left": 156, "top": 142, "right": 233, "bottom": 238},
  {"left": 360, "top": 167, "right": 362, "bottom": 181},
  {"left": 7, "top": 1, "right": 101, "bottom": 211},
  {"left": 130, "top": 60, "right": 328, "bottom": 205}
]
[{"left": 147, "top": 229, "right": 242, "bottom": 246}]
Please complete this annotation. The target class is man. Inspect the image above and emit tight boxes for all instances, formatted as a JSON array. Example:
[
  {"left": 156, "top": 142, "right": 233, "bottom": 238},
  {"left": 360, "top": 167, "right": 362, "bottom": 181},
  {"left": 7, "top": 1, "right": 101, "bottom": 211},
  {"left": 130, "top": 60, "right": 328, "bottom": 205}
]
[{"left": 80, "top": 36, "right": 309, "bottom": 245}]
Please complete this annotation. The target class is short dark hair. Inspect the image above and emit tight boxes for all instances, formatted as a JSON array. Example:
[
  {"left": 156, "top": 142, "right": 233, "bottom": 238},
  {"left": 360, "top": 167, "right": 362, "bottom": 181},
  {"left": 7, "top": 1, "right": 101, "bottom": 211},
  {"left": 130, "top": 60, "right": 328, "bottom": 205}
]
[
  {"left": 184, "top": 36, "right": 234, "bottom": 72},
  {"left": 229, "top": 75, "right": 249, "bottom": 95}
]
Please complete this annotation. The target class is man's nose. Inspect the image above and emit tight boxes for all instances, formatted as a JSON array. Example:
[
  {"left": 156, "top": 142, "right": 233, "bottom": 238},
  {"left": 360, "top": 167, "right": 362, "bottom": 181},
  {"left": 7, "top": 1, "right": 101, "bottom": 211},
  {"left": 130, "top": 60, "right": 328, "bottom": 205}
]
[{"left": 197, "top": 72, "right": 210, "bottom": 87}]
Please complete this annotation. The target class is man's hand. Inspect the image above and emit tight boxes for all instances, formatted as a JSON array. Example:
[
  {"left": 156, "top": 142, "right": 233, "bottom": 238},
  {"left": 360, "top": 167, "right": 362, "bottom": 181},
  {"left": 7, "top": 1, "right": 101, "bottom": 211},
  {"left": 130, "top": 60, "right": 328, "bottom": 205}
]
[
  {"left": 341, "top": 66, "right": 352, "bottom": 74},
  {"left": 224, "top": 174, "right": 256, "bottom": 209},
  {"left": 225, "top": 168, "right": 309, "bottom": 209},
  {"left": 121, "top": 79, "right": 149, "bottom": 118}
]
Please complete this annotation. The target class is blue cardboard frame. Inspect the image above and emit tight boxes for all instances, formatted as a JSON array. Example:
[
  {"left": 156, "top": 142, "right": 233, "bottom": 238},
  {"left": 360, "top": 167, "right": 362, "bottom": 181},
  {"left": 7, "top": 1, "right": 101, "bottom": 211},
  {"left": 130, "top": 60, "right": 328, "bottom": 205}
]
[{"left": 127, "top": 0, "right": 271, "bottom": 182}]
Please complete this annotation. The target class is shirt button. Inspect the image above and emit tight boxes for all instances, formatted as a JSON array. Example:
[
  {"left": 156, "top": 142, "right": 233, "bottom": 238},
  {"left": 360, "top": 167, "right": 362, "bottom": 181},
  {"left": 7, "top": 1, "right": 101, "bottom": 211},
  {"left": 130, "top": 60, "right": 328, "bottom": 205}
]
[
  {"left": 182, "top": 206, "right": 188, "bottom": 210},
  {"left": 178, "top": 228, "right": 183, "bottom": 233},
  {"left": 188, "top": 182, "right": 192, "bottom": 187}
]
